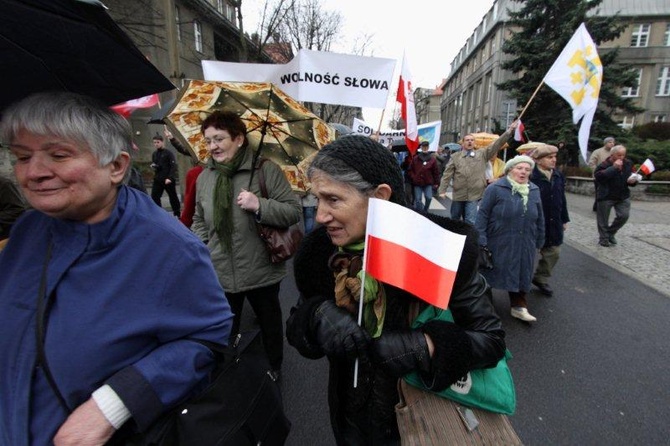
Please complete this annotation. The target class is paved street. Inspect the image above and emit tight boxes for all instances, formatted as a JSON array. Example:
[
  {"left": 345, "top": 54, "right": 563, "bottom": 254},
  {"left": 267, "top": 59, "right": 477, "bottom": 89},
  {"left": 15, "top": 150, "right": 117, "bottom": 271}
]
[{"left": 162, "top": 188, "right": 670, "bottom": 445}]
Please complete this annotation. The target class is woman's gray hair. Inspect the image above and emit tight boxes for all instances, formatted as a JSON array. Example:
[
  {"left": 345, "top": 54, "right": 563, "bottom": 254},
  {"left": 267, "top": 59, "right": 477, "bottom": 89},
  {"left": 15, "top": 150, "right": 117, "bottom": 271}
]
[
  {"left": 1, "top": 92, "right": 132, "bottom": 167},
  {"left": 307, "top": 153, "right": 375, "bottom": 197}
]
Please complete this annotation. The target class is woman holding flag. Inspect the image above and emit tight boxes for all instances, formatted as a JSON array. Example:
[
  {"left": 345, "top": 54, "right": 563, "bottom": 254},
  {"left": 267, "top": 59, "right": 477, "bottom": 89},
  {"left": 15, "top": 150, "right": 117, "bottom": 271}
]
[{"left": 286, "top": 135, "right": 505, "bottom": 445}]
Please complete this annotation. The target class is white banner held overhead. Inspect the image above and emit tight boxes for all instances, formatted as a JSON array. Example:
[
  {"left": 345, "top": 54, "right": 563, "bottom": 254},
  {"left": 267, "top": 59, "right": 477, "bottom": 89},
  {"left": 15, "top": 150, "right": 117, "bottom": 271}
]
[
  {"left": 202, "top": 49, "right": 396, "bottom": 109},
  {"left": 352, "top": 118, "right": 442, "bottom": 152}
]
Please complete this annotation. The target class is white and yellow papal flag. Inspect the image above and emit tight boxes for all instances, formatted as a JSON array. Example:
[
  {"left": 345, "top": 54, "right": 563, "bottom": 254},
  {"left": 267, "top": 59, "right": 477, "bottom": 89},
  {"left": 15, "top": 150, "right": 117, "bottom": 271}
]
[{"left": 543, "top": 23, "right": 603, "bottom": 163}]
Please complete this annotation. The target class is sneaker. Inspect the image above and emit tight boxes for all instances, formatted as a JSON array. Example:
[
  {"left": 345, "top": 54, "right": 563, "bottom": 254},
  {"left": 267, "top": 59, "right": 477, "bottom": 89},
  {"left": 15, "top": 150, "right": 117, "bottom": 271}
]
[
  {"left": 532, "top": 279, "right": 554, "bottom": 296},
  {"left": 598, "top": 240, "right": 610, "bottom": 247},
  {"left": 608, "top": 235, "right": 618, "bottom": 245},
  {"left": 511, "top": 307, "right": 537, "bottom": 322}
]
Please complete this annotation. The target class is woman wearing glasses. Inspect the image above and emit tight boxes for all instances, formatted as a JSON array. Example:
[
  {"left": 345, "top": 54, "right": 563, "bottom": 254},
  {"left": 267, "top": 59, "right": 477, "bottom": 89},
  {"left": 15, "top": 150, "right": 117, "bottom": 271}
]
[{"left": 192, "top": 110, "right": 302, "bottom": 380}]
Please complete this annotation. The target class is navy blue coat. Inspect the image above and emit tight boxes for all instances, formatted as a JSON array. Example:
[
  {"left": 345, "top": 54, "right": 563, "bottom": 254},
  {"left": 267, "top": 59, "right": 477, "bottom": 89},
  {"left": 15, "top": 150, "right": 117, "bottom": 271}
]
[
  {"left": 475, "top": 177, "right": 545, "bottom": 293},
  {"left": 530, "top": 167, "right": 570, "bottom": 248}
]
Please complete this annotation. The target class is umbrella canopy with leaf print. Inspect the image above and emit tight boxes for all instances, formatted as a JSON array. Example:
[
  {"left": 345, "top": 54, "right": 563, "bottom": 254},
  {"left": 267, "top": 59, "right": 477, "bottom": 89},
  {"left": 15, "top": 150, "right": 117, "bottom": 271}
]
[
  {"left": 459, "top": 132, "right": 509, "bottom": 150},
  {"left": 165, "top": 80, "right": 334, "bottom": 193}
]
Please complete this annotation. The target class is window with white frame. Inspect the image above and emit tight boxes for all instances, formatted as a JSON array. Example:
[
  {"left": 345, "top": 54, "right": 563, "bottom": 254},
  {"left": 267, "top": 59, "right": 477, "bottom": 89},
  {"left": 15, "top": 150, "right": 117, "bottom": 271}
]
[
  {"left": 657, "top": 66, "right": 670, "bottom": 96},
  {"left": 618, "top": 116, "right": 635, "bottom": 130},
  {"left": 622, "top": 68, "right": 642, "bottom": 97},
  {"left": 216, "top": 0, "right": 224, "bottom": 14},
  {"left": 630, "top": 24, "right": 650, "bottom": 47},
  {"left": 653, "top": 114, "right": 667, "bottom": 123},
  {"left": 175, "top": 6, "right": 181, "bottom": 41},
  {"left": 194, "top": 20, "right": 202, "bottom": 53},
  {"left": 665, "top": 24, "right": 670, "bottom": 46}
]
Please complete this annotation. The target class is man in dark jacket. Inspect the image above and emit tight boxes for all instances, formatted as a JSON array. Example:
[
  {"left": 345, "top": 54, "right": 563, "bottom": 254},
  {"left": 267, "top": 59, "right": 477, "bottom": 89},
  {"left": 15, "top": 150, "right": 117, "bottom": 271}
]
[
  {"left": 529, "top": 144, "right": 570, "bottom": 296},
  {"left": 150, "top": 134, "right": 181, "bottom": 217},
  {"left": 594, "top": 145, "right": 639, "bottom": 247},
  {"left": 407, "top": 140, "right": 440, "bottom": 212}
]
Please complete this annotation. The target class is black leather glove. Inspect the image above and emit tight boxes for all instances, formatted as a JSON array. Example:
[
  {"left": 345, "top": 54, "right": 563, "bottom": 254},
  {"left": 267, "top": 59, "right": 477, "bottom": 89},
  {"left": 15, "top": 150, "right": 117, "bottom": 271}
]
[
  {"left": 310, "top": 300, "right": 371, "bottom": 361},
  {"left": 371, "top": 330, "right": 431, "bottom": 377}
]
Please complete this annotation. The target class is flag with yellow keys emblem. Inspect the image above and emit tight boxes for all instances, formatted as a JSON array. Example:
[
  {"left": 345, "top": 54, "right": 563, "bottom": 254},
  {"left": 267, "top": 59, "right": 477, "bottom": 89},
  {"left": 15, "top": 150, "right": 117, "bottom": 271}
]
[{"left": 543, "top": 23, "right": 602, "bottom": 163}]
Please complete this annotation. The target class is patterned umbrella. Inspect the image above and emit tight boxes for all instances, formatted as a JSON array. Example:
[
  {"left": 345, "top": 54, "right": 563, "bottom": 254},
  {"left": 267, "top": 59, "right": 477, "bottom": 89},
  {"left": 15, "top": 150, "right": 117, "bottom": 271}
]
[{"left": 165, "top": 80, "right": 334, "bottom": 192}]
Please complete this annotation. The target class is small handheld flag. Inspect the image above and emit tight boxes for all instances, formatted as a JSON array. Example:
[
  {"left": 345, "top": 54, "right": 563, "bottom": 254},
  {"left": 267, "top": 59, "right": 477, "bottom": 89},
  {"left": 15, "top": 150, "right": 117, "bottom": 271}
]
[
  {"left": 363, "top": 199, "right": 466, "bottom": 309},
  {"left": 638, "top": 158, "right": 655, "bottom": 176}
]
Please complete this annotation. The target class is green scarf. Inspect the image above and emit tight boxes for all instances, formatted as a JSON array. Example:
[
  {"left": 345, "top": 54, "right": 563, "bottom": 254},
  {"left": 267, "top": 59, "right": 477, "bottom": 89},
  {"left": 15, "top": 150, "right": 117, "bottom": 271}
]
[
  {"left": 212, "top": 147, "right": 247, "bottom": 252},
  {"left": 341, "top": 241, "right": 387, "bottom": 337},
  {"left": 507, "top": 176, "right": 530, "bottom": 212}
]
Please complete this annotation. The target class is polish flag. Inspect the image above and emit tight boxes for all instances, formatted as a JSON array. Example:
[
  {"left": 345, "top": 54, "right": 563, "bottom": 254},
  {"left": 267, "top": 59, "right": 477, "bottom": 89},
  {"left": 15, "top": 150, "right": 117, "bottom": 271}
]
[
  {"left": 639, "top": 158, "right": 655, "bottom": 176},
  {"left": 514, "top": 120, "right": 526, "bottom": 142},
  {"left": 111, "top": 93, "right": 161, "bottom": 118},
  {"left": 363, "top": 199, "right": 466, "bottom": 309},
  {"left": 396, "top": 53, "right": 419, "bottom": 155}
]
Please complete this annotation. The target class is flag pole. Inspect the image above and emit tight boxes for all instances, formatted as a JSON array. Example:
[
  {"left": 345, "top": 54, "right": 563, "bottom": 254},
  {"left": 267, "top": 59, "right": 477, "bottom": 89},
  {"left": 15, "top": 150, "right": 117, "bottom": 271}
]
[
  {"left": 353, "top": 229, "right": 370, "bottom": 388},
  {"left": 517, "top": 80, "right": 545, "bottom": 121}
]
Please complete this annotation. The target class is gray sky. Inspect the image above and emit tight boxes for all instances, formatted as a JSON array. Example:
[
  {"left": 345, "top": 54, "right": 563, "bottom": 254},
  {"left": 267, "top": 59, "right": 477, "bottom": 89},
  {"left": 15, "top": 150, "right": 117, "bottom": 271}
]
[{"left": 243, "top": 0, "right": 496, "bottom": 125}]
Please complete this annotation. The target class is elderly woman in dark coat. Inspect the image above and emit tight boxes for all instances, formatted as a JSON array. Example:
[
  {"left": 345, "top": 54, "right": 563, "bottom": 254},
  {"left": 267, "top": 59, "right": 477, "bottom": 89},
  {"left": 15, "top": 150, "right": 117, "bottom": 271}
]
[
  {"left": 476, "top": 155, "right": 545, "bottom": 323},
  {"left": 529, "top": 144, "right": 570, "bottom": 297},
  {"left": 285, "top": 135, "right": 505, "bottom": 445}
]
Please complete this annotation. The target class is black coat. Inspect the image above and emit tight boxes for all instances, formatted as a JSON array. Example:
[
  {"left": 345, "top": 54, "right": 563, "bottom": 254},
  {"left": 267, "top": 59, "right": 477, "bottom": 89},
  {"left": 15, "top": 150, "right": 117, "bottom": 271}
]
[
  {"left": 530, "top": 167, "right": 570, "bottom": 248},
  {"left": 594, "top": 157, "right": 636, "bottom": 201},
  {"left": 286, "top": 213, "right": 505, "bottom": 445},
  {"left": 151, "top": 148, "right": 178, "bottom": 180}
]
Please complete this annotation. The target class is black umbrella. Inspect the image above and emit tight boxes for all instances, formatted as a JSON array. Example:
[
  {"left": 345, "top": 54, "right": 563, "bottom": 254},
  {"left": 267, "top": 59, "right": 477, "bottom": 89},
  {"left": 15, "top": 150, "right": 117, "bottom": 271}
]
[
  {"left": 147, "top": 98, "right": 176, "bottom": 125},
  {"left": 0, "top": 0, "right": 175, "bottom": 113}
]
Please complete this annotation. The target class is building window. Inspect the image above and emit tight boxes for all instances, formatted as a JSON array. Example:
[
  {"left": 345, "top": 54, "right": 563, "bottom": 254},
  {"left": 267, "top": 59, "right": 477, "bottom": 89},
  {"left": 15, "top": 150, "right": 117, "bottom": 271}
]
[
  {"left": 618, "top": 116, "right": 635, "bottom": 130},
  {"left": 665, "top": 24, "right": 670, "bottom": 46},
  {"left": 216, "top": 0, "right": 224, "bottom": 14},
  {"left": 653, "top": 114, "right": 667, "bottom": 123},
  {"left": 630, "top": 24, "right": 650, "bottom": 47},
  {"left": 622, "top": 68, "right": 642, "bottom": 97},
  {"left": 194, "top": 20, "right": 202, "bottom": 53},
  {"left": 225, "top": 2, "right": 236, "bottom": 23},
  {"left": 175, "top": 6, "right": 181, "bottom": 41},
  {"left": 657, "top": 66, "right": 670, "bottom": 96}
]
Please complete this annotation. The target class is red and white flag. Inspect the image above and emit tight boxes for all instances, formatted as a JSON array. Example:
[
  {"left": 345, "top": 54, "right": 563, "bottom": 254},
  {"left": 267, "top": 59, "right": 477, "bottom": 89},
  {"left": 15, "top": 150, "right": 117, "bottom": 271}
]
[
  {"left": 111, "top": 93, "right": 161, "bottom": 118},
  {"left": 639, "top": 158, "right": 655, "bottom": 176},
  {"left": 396, "top": 53, "right": 419, "bottom": 155},
  {"left": 363, "top": 199, "right": 466, "bottom": 309},
  {"left": 514, "top": 120, "right": 526, "bottom": 142}
]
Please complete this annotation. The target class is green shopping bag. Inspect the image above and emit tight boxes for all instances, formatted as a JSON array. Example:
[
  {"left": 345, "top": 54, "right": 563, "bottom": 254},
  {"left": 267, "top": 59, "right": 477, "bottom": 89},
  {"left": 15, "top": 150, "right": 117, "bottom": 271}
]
[{"left": 403, "top": 305, "right": 517, "bottom": 415}]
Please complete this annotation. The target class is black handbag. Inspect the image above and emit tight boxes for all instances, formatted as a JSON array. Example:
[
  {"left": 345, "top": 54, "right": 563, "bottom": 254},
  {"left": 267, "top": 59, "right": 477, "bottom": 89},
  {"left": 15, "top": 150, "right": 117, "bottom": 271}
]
[
  {"left": 37, "top": 252, "right": 291, "bottom": 446},
  {"left": 255, "top": 158, "right": 304, "bottom": 264},
  {"left": 116, "top": 329, "right": 291, "bottom": 446}
]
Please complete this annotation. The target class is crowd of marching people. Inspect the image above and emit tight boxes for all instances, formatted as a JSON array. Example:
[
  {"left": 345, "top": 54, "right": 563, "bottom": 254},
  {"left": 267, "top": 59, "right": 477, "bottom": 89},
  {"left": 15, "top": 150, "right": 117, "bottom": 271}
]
[{"left": 0, "top": 90, "right": 647, "bottom": 445}]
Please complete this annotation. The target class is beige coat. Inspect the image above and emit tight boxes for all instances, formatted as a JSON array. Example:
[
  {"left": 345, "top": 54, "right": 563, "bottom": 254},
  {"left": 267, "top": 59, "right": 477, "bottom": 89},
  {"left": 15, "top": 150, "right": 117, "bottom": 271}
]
[
  {"left": 438, "top": 129, "right": 513, "bottom": 201},
  {"left": 588, "top": 145, "right": 611, "bottom": 174}
]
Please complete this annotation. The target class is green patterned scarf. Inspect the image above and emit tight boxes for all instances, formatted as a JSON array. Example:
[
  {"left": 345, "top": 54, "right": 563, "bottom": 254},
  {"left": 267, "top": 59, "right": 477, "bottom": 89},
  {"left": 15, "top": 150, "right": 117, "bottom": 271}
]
[
  {"left": 341, "top": 241, "right": 387, "bottom": 337},
  {"left": 212, "top": 147, "right": 247, "bottom": 252},
  {"left": 507, "top": 176, "right": 530, "bottom": 212}
]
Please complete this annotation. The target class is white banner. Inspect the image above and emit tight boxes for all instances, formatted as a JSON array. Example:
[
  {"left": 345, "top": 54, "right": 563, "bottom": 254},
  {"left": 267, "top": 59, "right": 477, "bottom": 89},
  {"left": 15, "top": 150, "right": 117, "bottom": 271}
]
[
  {"left": 352, "top": 118, "right": 442, "bottom": 152},
  {"left": 202, "top": 49, "right": 396, "bottom": 109}
]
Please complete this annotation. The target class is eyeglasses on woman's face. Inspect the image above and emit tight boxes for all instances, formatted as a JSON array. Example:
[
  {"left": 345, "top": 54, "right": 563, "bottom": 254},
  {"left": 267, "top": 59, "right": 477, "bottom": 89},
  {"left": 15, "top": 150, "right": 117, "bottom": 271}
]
[{"left": 204, "top": 135, "right": 232, "bottom": 146}]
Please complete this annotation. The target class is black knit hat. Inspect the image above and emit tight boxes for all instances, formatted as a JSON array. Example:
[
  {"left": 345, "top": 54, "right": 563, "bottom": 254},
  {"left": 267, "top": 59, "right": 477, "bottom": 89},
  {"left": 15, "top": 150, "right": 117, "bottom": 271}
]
[{"left": 316, "top": 135, "right": 407, "bottom": 206}]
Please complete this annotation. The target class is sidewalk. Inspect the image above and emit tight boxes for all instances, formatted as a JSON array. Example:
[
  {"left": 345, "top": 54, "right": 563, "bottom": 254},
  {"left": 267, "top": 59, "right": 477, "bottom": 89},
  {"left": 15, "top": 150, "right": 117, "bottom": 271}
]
[
  {"left": 561, "top": 192, "right": 670, "bottom": 298},
  {"left": 432, "top": 192, "right": 670, "bottom": 298}
]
